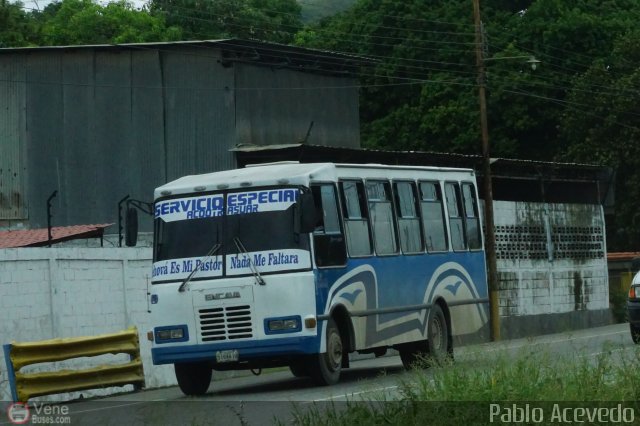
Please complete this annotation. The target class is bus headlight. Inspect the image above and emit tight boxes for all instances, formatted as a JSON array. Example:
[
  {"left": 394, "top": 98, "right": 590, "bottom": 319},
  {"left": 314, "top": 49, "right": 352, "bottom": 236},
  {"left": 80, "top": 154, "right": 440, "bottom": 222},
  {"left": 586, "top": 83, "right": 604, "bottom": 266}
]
[
  {"left": 265, "top": 316, "right": 301, "bottom": 334},
  {"left": 155, "top": 325, "right": 188, "bottom": 343}
]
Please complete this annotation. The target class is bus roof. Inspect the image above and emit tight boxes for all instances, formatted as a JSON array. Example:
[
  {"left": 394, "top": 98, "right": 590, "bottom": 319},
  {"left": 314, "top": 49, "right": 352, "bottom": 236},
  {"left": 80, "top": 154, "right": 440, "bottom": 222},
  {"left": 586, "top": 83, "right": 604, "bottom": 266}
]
[{"left": 154, "top": 162, "right": 476, "bottom": 198}]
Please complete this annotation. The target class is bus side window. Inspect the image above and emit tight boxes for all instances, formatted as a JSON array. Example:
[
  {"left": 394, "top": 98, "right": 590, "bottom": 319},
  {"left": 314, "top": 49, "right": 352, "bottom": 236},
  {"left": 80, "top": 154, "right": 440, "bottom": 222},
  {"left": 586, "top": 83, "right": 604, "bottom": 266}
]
[
  {"left": 445, "top": 182, "right": 467, "bottom": 251},
  {"left": 340, "top": 180, "right": 373, "bottom": 257},
  {"left": 419, "top": 182, "right": 448, "bottom": 252},
  {"left": 393, "top": 181, "right": 423, "bottom": 253},
  {"left": 311, "top": 184, "right": 347, "bottom": 267},
  {"left": 366, "top": 180, "right": 399, "bottom": 255},
  {"left": 462, "top": 183, "right": 482, "bottom": 250}
]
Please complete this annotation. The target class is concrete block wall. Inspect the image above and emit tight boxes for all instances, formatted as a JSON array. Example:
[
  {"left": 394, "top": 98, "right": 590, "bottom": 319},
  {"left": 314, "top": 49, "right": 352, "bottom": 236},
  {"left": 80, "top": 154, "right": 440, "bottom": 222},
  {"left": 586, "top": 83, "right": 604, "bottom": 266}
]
[
  {"left": 0, "top": 248, "right": 176, "bottom": 402},
  {"left": 493, "top": 201, "right": 610, "bottom": 337}
]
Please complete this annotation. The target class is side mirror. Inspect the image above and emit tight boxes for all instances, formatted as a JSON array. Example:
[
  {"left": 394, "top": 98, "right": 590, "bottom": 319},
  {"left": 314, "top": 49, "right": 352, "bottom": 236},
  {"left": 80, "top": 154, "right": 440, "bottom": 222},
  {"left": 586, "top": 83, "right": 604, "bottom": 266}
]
[
  {"left": 125, "top": 207, "right": 138, "bottom": 247},
  {"left": 295, "top": 192, "right": 316, "bottom": 234}
]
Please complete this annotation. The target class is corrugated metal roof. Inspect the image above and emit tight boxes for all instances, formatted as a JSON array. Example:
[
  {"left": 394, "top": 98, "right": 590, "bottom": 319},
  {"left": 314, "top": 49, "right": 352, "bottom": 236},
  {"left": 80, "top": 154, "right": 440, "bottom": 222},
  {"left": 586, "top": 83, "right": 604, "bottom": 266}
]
[
  {"left": 0, "top": 224, "right": 112, "bottom": 248},
  {"left": 0, "top": 39, "right": 371, "bottom": 77}
]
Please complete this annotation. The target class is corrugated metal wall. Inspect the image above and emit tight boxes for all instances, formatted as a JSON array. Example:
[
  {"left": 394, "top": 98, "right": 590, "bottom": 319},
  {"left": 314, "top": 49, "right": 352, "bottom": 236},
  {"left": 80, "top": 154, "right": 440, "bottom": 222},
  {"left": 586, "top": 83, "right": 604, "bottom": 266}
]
[
  {"left": 235, "top": 64, "right": 360, "bottom": 148},
  {"left": 0, "top": 45, "right": 360, "bottom": 231},
  {"left": 162, "top": 47, "right": 235, "bottom": 181},
  {"left": 25, "top": 52, "right": 63, "bottom": 229},
  {"left": 0, "top": 54, "right": 27, "bottom": 220},
  {"left": 23, "top": 50, "right": 168, "bottom": 230}
]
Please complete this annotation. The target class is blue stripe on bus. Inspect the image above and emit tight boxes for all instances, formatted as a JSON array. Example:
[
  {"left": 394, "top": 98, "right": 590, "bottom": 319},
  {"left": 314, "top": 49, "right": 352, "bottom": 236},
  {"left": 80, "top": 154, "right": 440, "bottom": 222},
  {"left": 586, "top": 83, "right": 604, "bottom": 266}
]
[
  {"left": 314, "top": 251, "right": 488, "bottom": 347},
  {"left": 151, "top": 336, "right": 319, "bottom": 365}
]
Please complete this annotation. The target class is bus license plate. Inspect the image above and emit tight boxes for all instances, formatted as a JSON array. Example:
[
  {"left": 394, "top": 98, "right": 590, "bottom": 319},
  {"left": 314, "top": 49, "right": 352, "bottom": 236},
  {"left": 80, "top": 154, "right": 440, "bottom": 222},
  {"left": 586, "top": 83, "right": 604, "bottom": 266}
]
[{"left": 215, "top": 349, "right": 239, "bottom": 363}]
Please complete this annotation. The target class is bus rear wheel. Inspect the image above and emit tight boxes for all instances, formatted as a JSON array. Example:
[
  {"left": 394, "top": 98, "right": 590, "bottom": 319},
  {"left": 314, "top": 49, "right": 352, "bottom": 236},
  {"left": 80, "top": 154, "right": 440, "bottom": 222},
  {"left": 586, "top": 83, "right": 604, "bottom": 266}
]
[
  {"left": 309, "top": 318, "right": 342, "bottom": 385},
  {"left": 399, "top": 304, "right": 452, "bottom": 369},
  {"left": 427, "top": 304, "right": 452, "bottom": 364},
  {"left": 399, "top": 341, "right": 428, "bottom": 369},
  {"left": 175, "top": 361, "right": 212, "bottom": 396}
]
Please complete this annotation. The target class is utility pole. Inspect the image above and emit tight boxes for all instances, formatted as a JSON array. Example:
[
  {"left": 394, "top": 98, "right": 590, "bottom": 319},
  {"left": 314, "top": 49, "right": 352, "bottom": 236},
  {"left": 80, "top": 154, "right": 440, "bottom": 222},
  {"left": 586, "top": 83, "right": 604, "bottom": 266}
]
[{"left": 473, "top": 0, "right": 500, "bottom": 341}]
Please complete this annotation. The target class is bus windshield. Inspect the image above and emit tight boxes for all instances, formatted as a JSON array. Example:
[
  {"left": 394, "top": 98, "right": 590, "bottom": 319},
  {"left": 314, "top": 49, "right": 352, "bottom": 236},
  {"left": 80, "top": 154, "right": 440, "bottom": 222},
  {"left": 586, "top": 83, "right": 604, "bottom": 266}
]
[{"left": 152, "top": 187, "right": 311, "bottom": 283}]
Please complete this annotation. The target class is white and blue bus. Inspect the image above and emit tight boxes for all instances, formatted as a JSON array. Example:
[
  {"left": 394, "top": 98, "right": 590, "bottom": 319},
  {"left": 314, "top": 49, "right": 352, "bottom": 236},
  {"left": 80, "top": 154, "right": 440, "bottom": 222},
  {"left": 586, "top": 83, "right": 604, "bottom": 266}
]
[{"left": 148, "top": 162, "right": 489, "bottom": 395}]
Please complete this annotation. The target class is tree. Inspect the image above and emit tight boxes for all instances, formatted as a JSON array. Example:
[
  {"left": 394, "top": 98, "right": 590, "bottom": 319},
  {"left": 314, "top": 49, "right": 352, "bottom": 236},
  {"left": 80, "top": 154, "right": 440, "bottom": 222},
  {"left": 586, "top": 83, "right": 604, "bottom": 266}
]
[
  {"left": 486, "top": 0, "right": 640, "bottom": 160},
  {"left": 558, "top": 30, "right": 640, "bottom": 250},
  {"left": 295, "top": 0, "right": 640, "bottom": 156},
  {"left": 40, "top": 0, "right": 181, "bottom": 45},
  {"left": 296, "top": 0, "right": 640, "bottom": 250},
  {"left": 147, "top": 0, "right": 303, "bottom": 44},
  {"left": 295, "top": 0, "right": 501, "bottom": 155},
  {"left": 0, "top": 0, "right": 37, "bottom": 47},
  {"left": 299, "top": 0, "right": 355, "bottom": 23}
]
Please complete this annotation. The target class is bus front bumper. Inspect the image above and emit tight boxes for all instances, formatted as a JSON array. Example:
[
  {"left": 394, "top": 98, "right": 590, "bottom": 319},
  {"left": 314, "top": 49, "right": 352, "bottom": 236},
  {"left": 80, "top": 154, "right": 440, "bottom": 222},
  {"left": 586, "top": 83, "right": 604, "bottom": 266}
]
[{"left": 151, "top": 336, "right": 319, "bottom": 365}]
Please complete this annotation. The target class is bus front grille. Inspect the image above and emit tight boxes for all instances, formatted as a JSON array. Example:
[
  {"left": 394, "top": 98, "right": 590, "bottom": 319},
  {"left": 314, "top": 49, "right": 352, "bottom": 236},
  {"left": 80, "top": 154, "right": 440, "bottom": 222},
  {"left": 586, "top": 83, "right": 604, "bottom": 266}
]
[{"left": 199, "top": 305, "right": 253, "bottom": 342}]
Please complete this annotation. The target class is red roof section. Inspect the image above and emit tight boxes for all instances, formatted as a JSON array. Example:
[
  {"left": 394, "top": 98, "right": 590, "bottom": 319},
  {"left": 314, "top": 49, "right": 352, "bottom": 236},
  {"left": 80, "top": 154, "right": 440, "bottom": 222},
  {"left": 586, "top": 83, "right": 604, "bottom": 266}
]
[{"left": 0, "top": 224, "right": 113, "bottom": 248}]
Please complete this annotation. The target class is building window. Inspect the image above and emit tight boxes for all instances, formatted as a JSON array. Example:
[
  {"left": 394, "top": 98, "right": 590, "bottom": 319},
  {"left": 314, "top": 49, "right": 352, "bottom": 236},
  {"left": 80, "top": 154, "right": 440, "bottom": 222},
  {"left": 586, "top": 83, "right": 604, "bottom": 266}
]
[
  {"left": 340, "top": 180, "right": 373, "bottom": 256},
  {"left": 366, "top": 180, "right": 398, "bottom": 255},
  {"left": 393, "top": 181, "right": 423, "bottom": 253}
]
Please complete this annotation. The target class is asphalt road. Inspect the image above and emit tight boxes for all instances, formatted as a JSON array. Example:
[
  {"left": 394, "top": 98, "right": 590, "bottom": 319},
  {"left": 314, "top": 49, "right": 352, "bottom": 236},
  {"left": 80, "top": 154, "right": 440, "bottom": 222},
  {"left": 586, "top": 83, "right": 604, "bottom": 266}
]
[{"left": 2, "top": 323, "right": 637, "bottom": 425}]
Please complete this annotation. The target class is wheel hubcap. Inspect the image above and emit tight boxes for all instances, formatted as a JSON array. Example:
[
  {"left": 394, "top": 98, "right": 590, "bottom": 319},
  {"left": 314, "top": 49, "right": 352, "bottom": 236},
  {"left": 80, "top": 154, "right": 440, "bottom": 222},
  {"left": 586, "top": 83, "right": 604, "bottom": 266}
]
[
  {"left": 431, "top": 315, "right": 444, "bottom": 352},
  {"left": 327, "top": 331, "right": 343, "bottom": 371}
]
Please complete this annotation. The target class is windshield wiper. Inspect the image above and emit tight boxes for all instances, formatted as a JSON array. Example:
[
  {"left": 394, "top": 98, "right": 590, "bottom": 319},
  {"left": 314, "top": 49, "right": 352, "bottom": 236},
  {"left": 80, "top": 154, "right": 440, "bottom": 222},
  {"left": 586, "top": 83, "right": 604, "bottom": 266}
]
[
  {"left": 233, "top": 237, "right": 266, "bottom": 286},
  {"left": 178, "top": 242, "right": 222, "bottom": 293}
]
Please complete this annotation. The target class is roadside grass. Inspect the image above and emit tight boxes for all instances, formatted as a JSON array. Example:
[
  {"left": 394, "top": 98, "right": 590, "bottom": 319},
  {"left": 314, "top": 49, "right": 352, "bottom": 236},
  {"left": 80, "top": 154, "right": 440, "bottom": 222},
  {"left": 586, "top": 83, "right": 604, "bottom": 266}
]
[{"left": 286, "top": 344, "right": 640, "bottom": 426}]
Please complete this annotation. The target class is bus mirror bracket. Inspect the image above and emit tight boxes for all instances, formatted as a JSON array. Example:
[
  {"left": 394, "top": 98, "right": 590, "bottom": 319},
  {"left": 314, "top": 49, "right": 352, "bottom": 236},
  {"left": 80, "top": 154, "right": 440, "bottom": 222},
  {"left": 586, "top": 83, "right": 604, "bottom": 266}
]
[
  {"left": 124, "top": 199, "right": 153, "bottom": 247},
  {"left": 125, "top": 208, "right": 139, "bottom": 247}
]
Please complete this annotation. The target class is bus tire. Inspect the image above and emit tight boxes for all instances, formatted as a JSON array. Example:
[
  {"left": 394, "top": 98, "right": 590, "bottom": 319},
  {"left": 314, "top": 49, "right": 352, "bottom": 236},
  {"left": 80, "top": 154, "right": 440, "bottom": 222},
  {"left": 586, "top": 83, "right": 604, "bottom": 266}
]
[
  {"left": 310, "top": 318, "right": 342, "bottom": 385},
  {"left": 426, "top": 303, "right": 452, "bottom": 364},
  {"left": 399, "top": 341, "right": 428, "bottom": 369},
  {"left": 399, "top": 304, "right": 451, "bottom": 369},
  {"left": 174, "top": 362, "right": 212, "bottom": 396}
]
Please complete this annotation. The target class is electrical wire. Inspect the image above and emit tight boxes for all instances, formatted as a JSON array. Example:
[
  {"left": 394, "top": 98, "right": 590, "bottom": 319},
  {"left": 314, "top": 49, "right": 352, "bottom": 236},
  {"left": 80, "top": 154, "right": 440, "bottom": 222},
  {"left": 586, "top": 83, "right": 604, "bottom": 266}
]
[{"left": 6, "top": 0, "right": 640, "bottom": 130}]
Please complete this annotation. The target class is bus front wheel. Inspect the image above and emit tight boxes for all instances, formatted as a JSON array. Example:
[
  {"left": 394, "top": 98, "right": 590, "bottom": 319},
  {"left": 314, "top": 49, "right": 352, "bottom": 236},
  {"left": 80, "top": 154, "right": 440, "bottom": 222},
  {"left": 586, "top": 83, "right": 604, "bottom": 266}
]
[
  {"left": 175, "top": 362, "right": 212, "bottom": 396},
  {"left": 310, "top": 318, "right": 342, "bottom": 385}
]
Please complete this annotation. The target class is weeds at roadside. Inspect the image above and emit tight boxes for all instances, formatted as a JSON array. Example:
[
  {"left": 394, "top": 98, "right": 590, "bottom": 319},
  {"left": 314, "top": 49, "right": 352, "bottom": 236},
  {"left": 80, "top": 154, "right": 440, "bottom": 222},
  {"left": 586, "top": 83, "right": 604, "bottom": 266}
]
[{"left": 285, "top": 344, "right": 640, "bottom": 426}]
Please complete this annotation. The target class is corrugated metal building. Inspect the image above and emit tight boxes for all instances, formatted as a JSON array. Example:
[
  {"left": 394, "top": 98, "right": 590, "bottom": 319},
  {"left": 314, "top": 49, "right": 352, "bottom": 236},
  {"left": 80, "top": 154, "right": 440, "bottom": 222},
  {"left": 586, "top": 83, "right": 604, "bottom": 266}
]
[{"left": 0, "top": 40, "right": 363, "bottom": 231}]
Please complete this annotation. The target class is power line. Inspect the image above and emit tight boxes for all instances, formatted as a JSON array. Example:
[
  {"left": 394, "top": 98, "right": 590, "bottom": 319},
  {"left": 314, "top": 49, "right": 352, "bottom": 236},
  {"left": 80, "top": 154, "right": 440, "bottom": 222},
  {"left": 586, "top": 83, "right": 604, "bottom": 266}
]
[
  {"left": 7, "top": 0, "right": 640, "bottom": 134},
  {"left": 504, "top": 88, "right": 640, "bottom": 132}
]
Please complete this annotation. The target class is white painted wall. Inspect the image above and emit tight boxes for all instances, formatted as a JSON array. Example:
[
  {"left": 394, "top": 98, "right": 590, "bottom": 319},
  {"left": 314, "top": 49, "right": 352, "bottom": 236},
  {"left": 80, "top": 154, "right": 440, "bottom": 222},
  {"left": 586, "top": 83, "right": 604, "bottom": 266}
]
[
  {"left": 493, "top": 201, "right": 609, "bottom": 317},
  {"left": 0, "top": 247, "right": 176, "bottom": 402}
]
